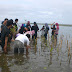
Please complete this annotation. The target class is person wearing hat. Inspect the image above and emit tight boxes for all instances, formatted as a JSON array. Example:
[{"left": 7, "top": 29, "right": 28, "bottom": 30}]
[
  {"left": 55, "top": 23, "right": 59, "bottom": 35},
  {"left": 18, "top": 24, "right": 28, "bottom": 34},
  {"left": 55, "top": 23, "right": 59, "bottom": 41},
  {"left": 1, "top": 20, "right": 13, "bottom": 53}
]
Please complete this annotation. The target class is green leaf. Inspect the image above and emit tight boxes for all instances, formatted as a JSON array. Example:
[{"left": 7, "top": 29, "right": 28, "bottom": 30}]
[
  {"left": 44, "top": 67, "right": 47, "bottom": 69},
  {"left": 50, "top": 48, "right": 53, "bottom": 52}
]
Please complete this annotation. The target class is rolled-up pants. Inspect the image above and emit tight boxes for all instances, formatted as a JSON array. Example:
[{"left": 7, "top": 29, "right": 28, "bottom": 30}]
[{"left": 13, "top": 40, "right": 24, "bottom": 54}]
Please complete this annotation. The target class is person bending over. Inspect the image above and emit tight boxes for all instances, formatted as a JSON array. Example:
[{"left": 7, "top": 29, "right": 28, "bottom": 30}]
[{"left": 13, "top": 34, "right": 30, "bottom": 54}]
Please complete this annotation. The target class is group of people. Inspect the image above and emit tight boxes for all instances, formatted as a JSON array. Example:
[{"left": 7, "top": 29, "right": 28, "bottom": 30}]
[
  {"left": 0, "top": 18, "right": 18, "bottom": 53},
  {"left": 40, "top": 22, "right": 59, "bottom": 40},
  {"left": 0, "top": 18, "right": 39, "bottom": 54},
  {"left": 0, "top": 18, "right": 59, "bottom": 54}
]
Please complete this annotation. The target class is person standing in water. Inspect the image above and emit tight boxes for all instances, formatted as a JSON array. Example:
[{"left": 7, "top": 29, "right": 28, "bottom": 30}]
[
  {"left": 55, "top": 23, "right": 59, "bottom": 35},
  {"left": 31, "top": 22, "right": 39, "bottom": 39},
  {"left": 26, "top": 21, "right": 31, "bottom": 31},
  {"left": 1, "top": 20, "right": 13, "bottom": 53},
  {"left": 51, "top": 24, "right": 56, "bottom": 36},
  {"left": 40, "top": 26, "right": 45, "bottom": 36},
  {"left": 44, "top": 23, "right": 49, "bottom": 40},
  {"left": 55, "top": 23, "right": 59, "bottom": 40}
]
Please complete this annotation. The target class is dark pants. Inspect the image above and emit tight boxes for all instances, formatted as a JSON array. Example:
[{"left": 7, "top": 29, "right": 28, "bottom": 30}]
[
  {"left": 14, "top": 48, "right": 24, "bottom": 54},
  {"left": 0, "top": 33, "right": 1, "bottom": 38},
  {"left": 44, "top": 33, "right": 47, "bottom": 39},
  {"left": 32, "top": 33, "right": 37, "bottom": 39},
  {"left": 1, "top": 43, "right": 4, "bottom": 51},
  {"left": 13, "top": 40, "right": 24, "bottom": 54}
]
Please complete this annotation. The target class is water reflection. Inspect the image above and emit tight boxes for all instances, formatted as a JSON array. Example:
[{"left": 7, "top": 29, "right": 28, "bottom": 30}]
[
  {"left": 0, "top": 54, "right": 11, "bottom": 72},
  {"left": 48, "top": 52, "right": 52, "bottom": 67},
  {"left": 14, "top": 54, "right": 24, "bottom": 65},
  {"left": 26, "top": 51, "right": 29, "bottom": 59},
  {"left": 0, "top": 26, "right": 72, "bottom": 72},
  {"left": 0, "top": 50, "right": 30, "bottom": 72}
]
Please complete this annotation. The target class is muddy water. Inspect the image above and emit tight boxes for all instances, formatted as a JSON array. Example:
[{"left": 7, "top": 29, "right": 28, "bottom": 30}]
[{"left": 0, "top": 26, "right": 72, "bottom": 72}]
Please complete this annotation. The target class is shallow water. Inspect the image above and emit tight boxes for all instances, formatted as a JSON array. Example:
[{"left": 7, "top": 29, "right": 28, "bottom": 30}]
[{"left": 0, "top": 25, "right": 72, "bottom": 72}]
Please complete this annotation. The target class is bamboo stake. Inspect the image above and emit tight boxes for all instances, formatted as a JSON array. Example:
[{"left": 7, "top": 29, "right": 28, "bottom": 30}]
[
  {"left": 68, "top": 42, "right": 70, "bottom": 56},
  {"left": 67, "top": 40, "right": 68, "bottom": 48}
]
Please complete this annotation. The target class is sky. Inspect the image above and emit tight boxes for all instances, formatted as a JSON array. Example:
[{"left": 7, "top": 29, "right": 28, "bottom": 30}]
[{"left": 0, "top": 0, "right": 72, "bottom": 24}]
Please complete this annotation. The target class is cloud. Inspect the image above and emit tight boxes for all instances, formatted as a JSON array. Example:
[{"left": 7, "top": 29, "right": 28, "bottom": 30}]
[
  {"left": 38, "top": 11, "right": 53, "bottom": 15},
  {"left": 0, "top": 0, "right": 72, "bottom": 24}
]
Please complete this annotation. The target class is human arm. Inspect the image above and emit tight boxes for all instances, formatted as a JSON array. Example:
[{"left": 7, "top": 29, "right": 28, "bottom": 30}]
[
  {"left": 51, "top": 24, "right": 53, "bottom": 29},
  {"left": 26, "top": 38, "right": 30, "bottom": 51},
  {"left": 24, "top": 27, "right": 28, "bottom": 31},
  {"left": 11, "top": 39, "right": 15, "bottom": 42},
  {"left": 37, "top": 26, "right": 39, "bottom": 31},
  {"left": 18, "top": 28, "right": 21, "bottom": 33},
  {"left": 26, "top": 45, "right": 30, "bottom": 52},
  {"left": 51, "top": 22, "right": 55, "bottom": 29}
]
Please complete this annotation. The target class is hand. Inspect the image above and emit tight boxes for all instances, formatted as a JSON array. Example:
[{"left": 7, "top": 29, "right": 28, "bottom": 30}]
[
  {"left": 26, "top": 45, "right": 31, "bottom": 50},
  {"left": 28, "top": 27, "right": 30, "bottom": 28},
  {"left": 25, "top": 27, "right": 28, "bottom": 31},
  {"left": 11, "top": 39, "right": 15, "bottom": 42}
]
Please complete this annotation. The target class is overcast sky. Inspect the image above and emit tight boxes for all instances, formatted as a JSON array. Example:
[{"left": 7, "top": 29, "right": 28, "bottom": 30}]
[{"left": 0, "top": 0, "right": 72, "bottom": 24}]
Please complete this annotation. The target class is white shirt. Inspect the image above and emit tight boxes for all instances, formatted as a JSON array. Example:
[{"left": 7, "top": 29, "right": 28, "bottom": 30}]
[{"left": 15, "top": 34, "right": 30, "bottom": 45}]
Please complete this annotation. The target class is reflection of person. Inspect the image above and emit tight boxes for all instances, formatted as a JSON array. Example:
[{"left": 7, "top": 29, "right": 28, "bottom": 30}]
[
  {"left": 48, "top": 52, "right": 52, "bottom": 66},
  {"left": 0, "top": 54, "right": 11, "bottom": 72},
  {"left": 14, "top": 54, "right": 24, "bottom": 65},
  {"left": 13, "top": 34, "right": 30, "bottom": 54}
]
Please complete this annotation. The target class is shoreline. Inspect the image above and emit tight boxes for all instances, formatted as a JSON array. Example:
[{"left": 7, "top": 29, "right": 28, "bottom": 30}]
[{"left": 19, "top": 23, "right": 72, "bottom": 27}]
